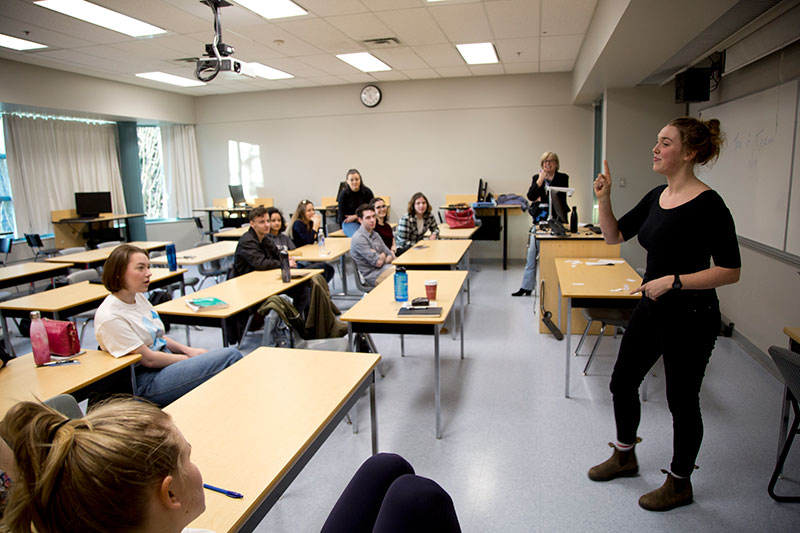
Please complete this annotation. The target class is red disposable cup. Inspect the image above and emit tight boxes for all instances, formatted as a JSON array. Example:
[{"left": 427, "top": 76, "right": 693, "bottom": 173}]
[{"left": 424, "top": 280, "right": 438, "bottom": 300}]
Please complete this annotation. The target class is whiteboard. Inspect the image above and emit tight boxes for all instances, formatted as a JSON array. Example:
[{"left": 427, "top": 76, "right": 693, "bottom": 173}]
[{"left": 698, "top": 80, "right": 798, "bottom": 253}]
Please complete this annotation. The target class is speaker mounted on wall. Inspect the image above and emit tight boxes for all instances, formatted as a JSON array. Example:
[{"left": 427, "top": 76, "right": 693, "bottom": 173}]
[{"left": 675, "top": 68, "right": 712, "bottom": 103}]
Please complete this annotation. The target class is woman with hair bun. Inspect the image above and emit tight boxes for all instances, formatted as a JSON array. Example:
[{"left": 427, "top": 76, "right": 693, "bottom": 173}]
[
  {"left": 587, "top": 117, "right": 741, "bottom": 511},
  {"left": 0, "top": 399, "right": 461, "bottom": 533}
]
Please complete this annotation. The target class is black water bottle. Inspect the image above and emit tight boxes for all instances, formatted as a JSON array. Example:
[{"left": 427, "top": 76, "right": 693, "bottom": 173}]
[
  {"left": 279, "top": 250, "right": 291, "bottom": 283},
  {"left": 569, "top": 206, "right": 578, "bottom": 233}
]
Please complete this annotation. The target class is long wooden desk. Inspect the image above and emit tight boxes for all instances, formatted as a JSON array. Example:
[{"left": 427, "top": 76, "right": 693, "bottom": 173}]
[
  {"left": 150, "top": 240, "right": 237, "bottom": 267},
  {"left": 167, "top": 347, "right": 380, "bottom": 533},
  {"left": 293, "top": 238, "right": 353, "bottom": 295},
  {"left": 155, "top": 268, "right": 321, "bottom": 346},
  {"left": 440, "top": 200, "right": 521, "bottom": 270},
  {"left": 0, "top": 350, "right": 141, "bottom": 416},
  {"left": 537, "top": 229, "right": 619, "bottom": 334},
  {"left": 194, "top": 206, "right": 251, "bottom": 233},
  {"left": 0, "top": 269, "right": 186, "bottom": 357},
  {"left": 439, "top": 223, "right": 479, "bottom": 240},
  {"left": 341, "top": 270, "right": 467, "bottom": 439},
  {"left": 0, "top": 261, "right": 72, "bottom": 291},
  {"left": 53, "top": 213, "right": 145, "bottom": 248},
  {"left": 214, "top": 226, "right": 248, "bottom": 241},
  {"left": 394, "top": 239, "right": 472, "bottom": 307},
  {"left": 45, "top": 241, "right": 171, "bottom": 269},
  {"left": 555, "top": 258, "right": 641, "bottom": 398}
]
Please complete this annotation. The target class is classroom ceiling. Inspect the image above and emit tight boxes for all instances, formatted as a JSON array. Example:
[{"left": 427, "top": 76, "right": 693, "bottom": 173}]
[{"left": 0, "top": 0, "right": 599, "bottom": 96}]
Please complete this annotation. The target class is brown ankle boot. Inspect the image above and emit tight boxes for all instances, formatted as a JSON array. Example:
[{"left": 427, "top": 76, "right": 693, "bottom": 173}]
[
  {"left": 588, "top": 441, "right": 639, "bottom": 481},
  {"left": 638, "top": 470, "right": 693, "bottom": 511}
]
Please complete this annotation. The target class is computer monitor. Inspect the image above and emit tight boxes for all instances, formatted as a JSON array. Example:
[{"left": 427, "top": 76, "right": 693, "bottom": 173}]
[
  {"left": 229, "top": 184, "right": 246, "bottom": 207},
  {"left": 477, "top": 179, "right": 488, "bottom": 202},
  {"left": 75, "top": 192, "right": 112, "bottom": 218}
]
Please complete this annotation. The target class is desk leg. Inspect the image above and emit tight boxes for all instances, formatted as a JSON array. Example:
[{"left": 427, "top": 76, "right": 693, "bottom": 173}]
[
  {"left": 340, "top": 255, "right": 349, "bottom": 294},
  {"left": 435, "top": 327, "right": 441, "bottom": 439},
  {"left": 460, "top": 284, "right": 465, "bottom": 359},
  {"left": 207, "top": 212, "right": 215, "bottom": 235},
  {"left": 502, "top": 208, "right": 508, "bottom": 270},
  {"left": 449, "top": 264, "right": 457, "bottom": 340},
  {"left": 565, "top": 297, "right": 572, "bottom": 398},
  {"left": 2, "top": 314, "right": 15, "bottom": 358},
  {"left": 370, "top": 371, "right": 378, "bottom": 455},
  {"left": 778, "top": 385, "right": 790, "bottom": 460},
  {"left": 180, "top": 279, "right": 189, "bottom": 343},
  {"left": 347, "top": 323, "right": 354, "bottom": 351},
  {"left": 466, "top": 248, "right": 471, "bottom": 304},
  {"left": 130, "top": 365, "right": 138, "bottom": 397}
]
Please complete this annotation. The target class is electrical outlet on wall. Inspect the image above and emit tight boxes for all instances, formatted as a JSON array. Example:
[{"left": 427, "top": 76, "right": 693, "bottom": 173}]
[{"left": 618, "top": 177, "right": 626, "bottom": 188}]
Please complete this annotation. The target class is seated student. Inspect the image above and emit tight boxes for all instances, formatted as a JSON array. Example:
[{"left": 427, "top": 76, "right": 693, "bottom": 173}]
[
  {"left": 396, "top": 192, "right": 439, "bottom": 253},
  {"left": 350, "top": 203, "right": 396, "bottom": 287},
  {"left": 93, "top": 245, "right": 242, "bottom": 407},
  {"left": 232, "top": 205, "right": 309, "bottom": 315},
  {"left": 290, "top": 199, "right": 323, "bottom": 248},
  {"left": 337, "top": 168, "right": 374, "bottom": 237},
  {"left": 370, "top": 197, "right": 396, "bottom": 253},
  {"left": 0, "top": 399, "right": 461, "bottom": 533},
  {"left": 266, "top": 207, "right": 334, "bottom": 283}
]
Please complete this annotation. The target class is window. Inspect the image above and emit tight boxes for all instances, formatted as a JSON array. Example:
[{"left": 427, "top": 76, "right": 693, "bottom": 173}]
[
  {"left": 0, "top": 119, "right": 17, "bottom": 236},
  {"left": 137, "top": 126, "right": 167, "bottom": 219},
  {"left": 228, "top": 140, "right": 264, "bottom": 198}
]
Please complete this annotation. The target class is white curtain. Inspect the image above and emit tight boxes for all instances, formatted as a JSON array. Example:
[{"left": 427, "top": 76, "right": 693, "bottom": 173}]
[
  {"left": 3, "top": 115, "right": 126, "bottom": 235},
  {"left": 162, "top": 124, "right": 206, "bottom": 219}
]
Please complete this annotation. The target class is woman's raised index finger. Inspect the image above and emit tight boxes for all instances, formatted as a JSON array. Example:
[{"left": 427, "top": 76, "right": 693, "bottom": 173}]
[{"left": 603, "top": 159, "right": 610, "bottom": 178}]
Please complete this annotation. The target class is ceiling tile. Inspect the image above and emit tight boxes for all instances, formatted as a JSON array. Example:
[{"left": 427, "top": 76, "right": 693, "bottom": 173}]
[
  {"left": 218, "top": 25, "right": 322, "bottom": 56},
  {"left": 540, "top": 34, "right": 582, "bottom": 62},
  {"left": 486, "top": 0, "right": 541, "bottom": 39},
  {"left": 275, "top": 18, "right": 361, "bottom": 54},
  {"left": 308, "top": 75, "right": 349, "bottom": 85},
  {"left": 469, "top": 63, "right": 505, "bottom": 76},
  {"left": 435, "top": 66, "right": 471, "bottom": 78},
  {"left": 412, "top": 43, "right": 463, "bottom": 68},
  {"left": 299, "top": 53, "right": 363, "bottom": 75},
  {"left": 338, "top": 72, "right": 374, "bottom": 83},
  {"left": 371, "top": 46, "right": 429, "bottom": 70},
  {"left": 541, "top": 0, "right": 596, "bottom": 36},
  {"left": 540, "top": 59, "right": 574, "bottom": 72},
  {"left": 0, "top": 19, "right": 95, "bottom": 49},
  {"left": 376, "top": 8, "right": 447, "bottom": 46},
  {"left": 404, "top": 68, "right": 440, "bottom": 79},
  {"left": 326, "top": 13, "right": 395, "bottom": 41},
  {"left": 429, "top": 3, "right": 493, "bottom": 43},
  {"left": 360, "top": 0, "right": 421, "bottom": 10},
  {"left": 97, "top": 0, "right": 208, "bottom": 34},
  {"left": 370, "top": 70, "right": 409, "bottom": 81},
  {"left": 503, "top": 61, "right": 539, "bottom": 74},
  {"left": 495, "top": 37, "right": 539, "bottom": 63},
  {"left": 300, "top": 0, "right": 370, "bottom": 17}
]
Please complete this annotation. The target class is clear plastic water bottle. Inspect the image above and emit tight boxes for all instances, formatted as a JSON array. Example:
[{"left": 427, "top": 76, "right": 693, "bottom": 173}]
[
  {"left": 30, "top": 311, "right": 51, "bottom": 366},
  {"left": 165, "top": 243, "right": 177, "bottom": 271},
  {"left": 394, "top": 266, "right": 408, "bottom": 302},
  {"left": 318, "top": 228, "right": 325, "bottom": 250}
]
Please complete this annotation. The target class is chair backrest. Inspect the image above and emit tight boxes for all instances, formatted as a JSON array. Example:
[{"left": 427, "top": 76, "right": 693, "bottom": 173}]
[
  {"left": 0, "top": 237, "right": 11, "bottom": 265},
  {"left": 252, "top": 197, "right": 274, "bottom": 207},
  {"left": 353, "top": 268, "right": 373, "bottom": 292},
  {"left": 445, "top": 194, "right": 478, "bottom": 206},
  {"left": 97, "top": 241, "right": 121, "bottom": 249},
  {"left": 213, "top": 198, "right": 229, "bottom": 208},
  {"left": 66, "top": 268, "right": 100, "bottom": 284},
  {"left": 24, "top": 233, "right": 44, "bottom": 249},
  {"left": 59, "top": 246, "right": 87, "bottom": 255},
  {"left": 320, "top": 196, "right": 338, "bottom": 209},
  {"left": 43, "top": 393, "right": 84, "bottom": 419},
  {"left": 769, "top": 346, "right": 800, "bottom": 401}
]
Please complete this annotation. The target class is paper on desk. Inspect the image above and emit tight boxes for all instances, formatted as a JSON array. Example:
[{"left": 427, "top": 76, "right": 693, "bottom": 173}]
[
  {"left": 572, "top": 282, "right": 584, "bottom": 285},
  {"left": 585, "top": 259, "right": 625, "bottom": 266}
]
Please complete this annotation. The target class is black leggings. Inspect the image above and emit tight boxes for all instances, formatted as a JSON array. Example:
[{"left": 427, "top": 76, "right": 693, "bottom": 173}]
[
  {"left": 610, "top": 293, "right": 720, "bottom": 477},
  {"left": 321, "top": 453, "right": 461, "bottom": 533}
]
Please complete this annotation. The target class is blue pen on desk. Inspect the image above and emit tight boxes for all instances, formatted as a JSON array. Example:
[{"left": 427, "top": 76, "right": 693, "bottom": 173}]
[
  {"left": 203, "top": 483, "right": 243, "bottom": 499},
  {"left": 41, "top": 360, "right": 80, "bottom": 367}
]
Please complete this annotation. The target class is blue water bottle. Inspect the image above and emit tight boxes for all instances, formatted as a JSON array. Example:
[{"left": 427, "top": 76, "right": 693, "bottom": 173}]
[
  {"left": 394, "top": 266, "right": 408, "bottom": 302},
  {"left": 165, "top": 243, "right": 177, "bottom": 271}
]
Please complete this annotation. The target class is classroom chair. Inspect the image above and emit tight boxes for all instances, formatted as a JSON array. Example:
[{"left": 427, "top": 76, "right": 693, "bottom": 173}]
[
  {"left": 575, "top": 307, "right": 634, "bottom": 375},
  {"left": 44, "top": 393, "right": 84, "bottom": 419},
  {"left": 0, "top": 237, "right": 12, "bottom": 266},
  {"left": 194, "top": 241, "right": 229, "bottom": 290},
  {"left": 767, "top": 346, "right": 800, "bottom": 502},
  {"left": 97, "top": 240, "right": 122, "bottom": 248},
  {"left": 59, "top": 246, "right": 87, "bottom": 255},
  {"left": 24, "top": 233, "right": 60, "bottom": 261},
  {"left": 150, "top": 250, "right": 200, "bottom": 295},
  {"left": 194, "top": 217, "right": 214, "bottom": 241},
  {"left": 66, "top": 268, "right": 101, "bottom": 344}
]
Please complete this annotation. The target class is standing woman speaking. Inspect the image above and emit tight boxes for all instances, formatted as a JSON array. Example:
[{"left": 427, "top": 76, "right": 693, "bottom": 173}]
[{"left": 588, "top": 117, "right": 740, "bottom": 511}]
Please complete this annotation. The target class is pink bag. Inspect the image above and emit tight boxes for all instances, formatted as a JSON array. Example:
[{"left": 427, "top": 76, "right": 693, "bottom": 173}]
[
  {"left": 444, "top": 208, "right": 476, "bottom": 229},
  {"left": 43, "top": 319, "right": 82, "bottom": 357}
]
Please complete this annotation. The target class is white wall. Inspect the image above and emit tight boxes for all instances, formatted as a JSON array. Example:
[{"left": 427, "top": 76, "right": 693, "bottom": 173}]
[
  {"left": 194, "top": 74, "right": 594, "bottom": 259},
  {"left": 0, "top": 58, "right": 196, "bottom": 124}
]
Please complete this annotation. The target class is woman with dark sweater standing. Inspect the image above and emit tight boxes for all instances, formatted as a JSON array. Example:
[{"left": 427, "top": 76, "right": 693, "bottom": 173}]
[
  {"left": 587, "top": 117, "right": 740, "bottom": 512},
  {"left": 337, "top": 169, "right": 374, "bottom": 237}
]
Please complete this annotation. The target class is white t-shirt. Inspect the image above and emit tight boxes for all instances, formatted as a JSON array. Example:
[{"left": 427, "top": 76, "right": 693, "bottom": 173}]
[{"left": 94, "top": 293, "right": 166, "bottom": 357}]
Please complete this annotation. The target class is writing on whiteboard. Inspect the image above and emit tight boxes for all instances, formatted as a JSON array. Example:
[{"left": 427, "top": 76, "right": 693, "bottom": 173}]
[{"left": 731, "top": 129, "right": 776, "bottom": 169}]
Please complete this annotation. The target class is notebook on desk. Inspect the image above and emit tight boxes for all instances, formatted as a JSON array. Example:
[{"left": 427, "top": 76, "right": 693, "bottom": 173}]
[{"left": 398, "top": 307, "right": 442, "bottom": 316}]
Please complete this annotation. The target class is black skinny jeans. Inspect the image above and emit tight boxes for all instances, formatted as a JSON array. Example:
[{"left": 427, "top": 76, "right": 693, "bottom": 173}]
[{"left": 610, "top": 291, "right": 720, "bottom": 478}]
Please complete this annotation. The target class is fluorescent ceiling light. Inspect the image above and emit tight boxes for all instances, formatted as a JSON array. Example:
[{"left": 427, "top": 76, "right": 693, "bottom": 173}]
[
  {"left": 136, "top": 72, "right": 205, "bottom": 88},
  {"left": 0, "top": 33, "right": 47, "bottom": 51},
  {"left": 34, "top": 0, "right": 166, "bottom": 37},
  {"left": 250, "top": 63, "right": 294, "bottom": 80},
  {"left": 456, "top": 42, "right": 498, "bottom": 65},
  {"left": 236, "top": 0, "right": 307, "bottom": 20},
  {"left": 336, "top": 52, "right": 391, "bottom": 72}
]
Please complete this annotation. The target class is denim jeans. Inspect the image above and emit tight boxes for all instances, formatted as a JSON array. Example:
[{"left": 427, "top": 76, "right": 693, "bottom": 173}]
[
  {"left": 135, "top": 347, "right": 243, "bottom": 406},
  {"left": 342, "top": 221, "right": 361, "bottom": 237},
  {"left": 520, "top": 230, "right": 539, "bottom": 291}
]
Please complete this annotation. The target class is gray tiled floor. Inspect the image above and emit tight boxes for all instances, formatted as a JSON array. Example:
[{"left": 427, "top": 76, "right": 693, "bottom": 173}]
[{"left": 6, "top": 262, "right": 800, "bottom": 532}]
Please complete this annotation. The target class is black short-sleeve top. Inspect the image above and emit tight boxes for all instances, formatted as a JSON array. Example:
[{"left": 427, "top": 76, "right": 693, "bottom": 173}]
[{"left": 618, "top": 184, "right": 741, "bottom": 296}]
